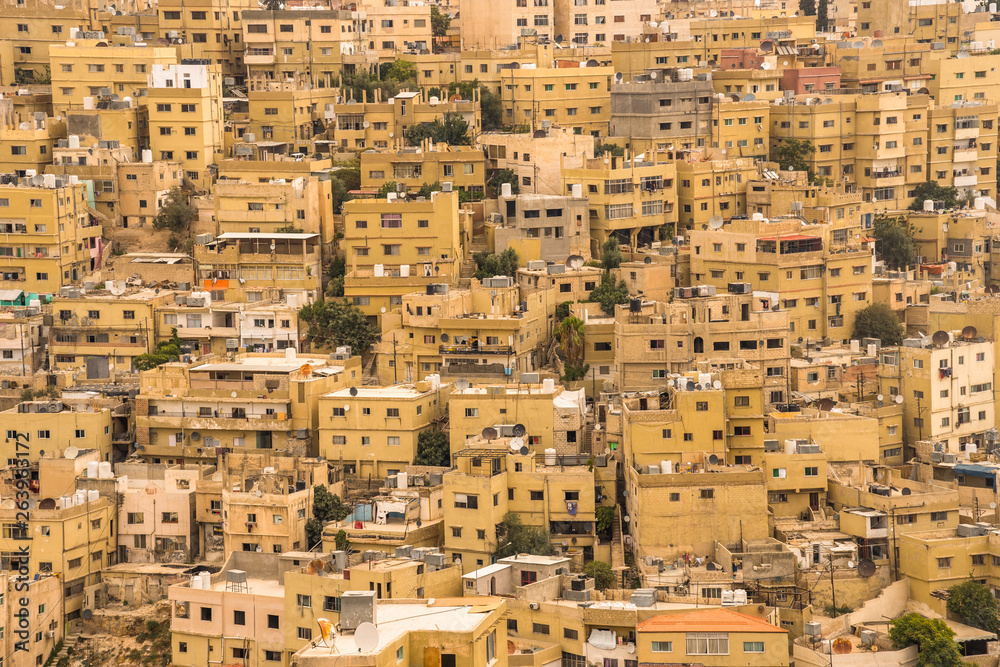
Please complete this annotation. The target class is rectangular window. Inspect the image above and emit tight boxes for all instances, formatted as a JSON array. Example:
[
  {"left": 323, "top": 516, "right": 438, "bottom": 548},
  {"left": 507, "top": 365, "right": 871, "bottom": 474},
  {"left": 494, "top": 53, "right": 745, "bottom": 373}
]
[
  {"left": 686, "top": 633, "right": 729, "bottom": 655},
  {"left": 651, "top": 641, "right": 672, "bottom": 652}
]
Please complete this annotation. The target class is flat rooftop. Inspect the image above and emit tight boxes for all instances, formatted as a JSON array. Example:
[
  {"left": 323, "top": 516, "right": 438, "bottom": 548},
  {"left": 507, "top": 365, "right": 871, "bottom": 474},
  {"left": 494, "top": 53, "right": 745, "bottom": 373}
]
[{"left": 324, "top": 385, "right": 430, "bottom": 399}]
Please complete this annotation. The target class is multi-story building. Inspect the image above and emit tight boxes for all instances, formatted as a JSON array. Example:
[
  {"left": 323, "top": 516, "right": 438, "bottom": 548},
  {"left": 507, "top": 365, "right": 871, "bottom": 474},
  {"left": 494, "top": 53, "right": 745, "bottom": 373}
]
[
  {"left": 358, "top": 0, "right": 432, "bottom": 57},
  {"left": 636, "top": 609, "right": 789, "bottom": 667},
  {"left": 319, "top": 379, "right": 451, "bottom": 478},
  {"left": 459, "top": 0, "right": 554, "bottom": 49},
  {"left": 0, "top": 176, "right": 102, "bottom": 297},
  {"left": 0, "top": 308, "right": 44, "bottom": 377},
  {"left": 482, "top": 126, "right": 595, "bottom": 195},
  {"left": 147, "top": 62, "right": 225, "bottom": 191},
  {"left": 360, "top": 145, "right": 486, "bottom": 200},
  {"left": 674, "top": 154, "right": 759, "bottom": 234},
  {"left": 214, "top": 172, "right": 334, "bottom": 240},
  {"left": 688, "top": 216, "right": 875, "bottom": 343},
  {"left": 926, "top": 102, "right": 998, "bottom": 202},
  {"left": 0, "top": 571, "right": 64, "bottom": 667},
  {"left": 878, "top": 334, "right": 996, "bottom": 453},
  {"left": 157, "top": 0, "right": 260, "bottom": 84},
  {"left": 561, "top": 152, "right": 678, "bottom": 253},
  {"left": 136, "top": 351, "right": 362, "bottom": 464},
  {"left": 516, "top": 263, "right": 603, "bottom": 304},
  {"left": 856, "top": 0, "right": 962, "bottom": 48},
  {"left": 494, "top": 192, "right": 591, "bottom": 263},
  {"left": 0, "top": 399, "right": 114, "bottom": 463},
  {"left": 222, "top": 459, "right": 317, "bottom": 555},
  {"left": 118, "top": 463, "right": 208, "bottom": 563},
  {"left": 501, "top": 65, "right": 611, "bottom": 137},
  {"left": 552, "top": 0, "right": 656, "bottom": 47}
]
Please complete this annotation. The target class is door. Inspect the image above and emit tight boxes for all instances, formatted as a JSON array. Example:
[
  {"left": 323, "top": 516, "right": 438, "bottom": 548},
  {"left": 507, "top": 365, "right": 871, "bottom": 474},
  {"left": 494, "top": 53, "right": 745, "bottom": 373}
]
[
  {"left": 809, "top": 492, "right": 820, "bottom": 510},
  {"left": 86, "top": 356, "right": 109, "bottom": 379}
]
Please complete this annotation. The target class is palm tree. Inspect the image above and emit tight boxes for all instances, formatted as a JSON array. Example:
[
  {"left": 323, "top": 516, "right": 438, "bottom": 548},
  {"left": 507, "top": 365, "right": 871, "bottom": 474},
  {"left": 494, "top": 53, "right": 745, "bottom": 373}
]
[{"left": 556, "top": 316, "right": 586, "bottom": 366}]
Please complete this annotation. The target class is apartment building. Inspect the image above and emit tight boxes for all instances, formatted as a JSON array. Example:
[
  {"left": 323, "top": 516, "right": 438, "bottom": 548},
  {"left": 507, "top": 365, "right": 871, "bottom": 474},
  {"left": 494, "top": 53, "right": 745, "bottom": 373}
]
[
  {"left": 359, "top": 0, "right": 432, "bottom": 57},
  {"left": 501, "top": 64, "right": 612, "bottom": 137},
  {"left": 319, "top": 379, "right": 450, "bottom": 478},
  {"left": 674, "top": 154, "right": 759, "bottom": 234},
  {"left": 637, "top": 609, "right": 788, "bottom": 667},
  {"left": 459, "top": 0, "right": 554, "bottom": 49},
  {"left": 245, "top": 79, "right": 338, "bottom": 149},
  {"left": 926, "top": 102, "right": 998, "bottom": 202},
  {"left": 0, "top": 308, "right": 43, "bottom": 378},
  {"left": 49, "top": 40, "right": 178, "bottom": 115},
  {"left": 762, "top": 439, "right": 828, "bottom": 518},
  {"left": 375, "top": 278, "right": 552, "bottom": 384},
  {"left": 0, "top": 110, "right": 62, "bottom": 179},
  {"left": 117, "top": 157, "right": 186, "bottom": 228},
  {"left": 222, "top": 462, "right": 316, "bottom": 555},
  {"left": 214, "top": 172, "right": 334, "bottom": 240},
  {"left": 516, "top": 264, "right": 603, "bottom": 304},
  {"left": 552, "top": 0, "right": 655, "bottom": 46},
  {"left": 561, "top": 152, "right": 678, "bottom": 253},
  {"left": 878, "top": 335, "right": 995, "bottom": 453},
  {"left": 898, "top": 527, "right": 1000, "bottom": 617},
  {"left": 856, "top": 0, "right": 962, "bottom": 48},
  {"left": 118, "top": 463, "right": 207, "bottom": 563},
  {"left": 1, "top": 0, "right": 94, "bottom": 82},
  {"left": 45, "top": 139, "right": 132, "bottom": 221},
  {"left": 147, "top": 62, "right": 225, "bottom": 191},
  {"left": 494, "top": 192, "right": 591, "bottom": 262},
  {"left": 135, "top": 352, "right": 362, "bottom": 464},
  {"left": 0, "top": 176, "right": 101, "bottom": 297},
  {"left": 157, "top": 0, "right": 260, "bottom": 84},
  {"left": 444, "top": 439, "right": 596, "bottom": 572},
  {"left": 360, "top": 145, "right": 486, "bottom": 199},
  {"left": 482, "top": 126, "right": 595, "bottom": 195},
  {"left": 712, "top": 67, "right": 784, "bottom": 101},
  {"left": 688, "top": 216, "right": 875, "bottom": 343},
  {"left": 0, "top": 571, "right": 64, "bottom": 667},
  {"left": 448, "top": 381, "right": 587, "bottom": 455},
  {"left": 194, "top": 232, "right": 323, "bottom": 304},
  {"left": 613, "top": 293, "right": 790, "bottom": 391},
  {"left": 241, "top": 8, "right": 371, "bottom": 86},
  {"left": 0, "top": 400, "right": 114, "bottom": 463},
  {"left": 49, "top": 287, "right": 172, "bottom": 378}
]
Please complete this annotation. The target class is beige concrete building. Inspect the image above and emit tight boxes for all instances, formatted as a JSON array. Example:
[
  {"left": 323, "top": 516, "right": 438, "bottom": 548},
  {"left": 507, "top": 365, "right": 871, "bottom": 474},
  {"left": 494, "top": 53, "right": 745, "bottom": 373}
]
[
  {"left": 482, "top": 127, "right": 595, "bottom": 195},
  {"left": 492, "top": 192, "right": 591, "bottom": 263}
]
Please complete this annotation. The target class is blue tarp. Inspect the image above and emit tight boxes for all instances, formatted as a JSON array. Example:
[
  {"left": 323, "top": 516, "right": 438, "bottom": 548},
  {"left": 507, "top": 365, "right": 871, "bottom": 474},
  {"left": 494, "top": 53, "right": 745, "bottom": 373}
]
[{"left": 953, "top": 463, "right": 999, "bottom": 490}]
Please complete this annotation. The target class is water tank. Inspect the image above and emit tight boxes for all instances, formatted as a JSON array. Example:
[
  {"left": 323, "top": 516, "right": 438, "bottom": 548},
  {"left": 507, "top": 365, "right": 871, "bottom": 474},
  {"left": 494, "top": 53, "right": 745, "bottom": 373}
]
[
  {"left": 850, "top": 339, "right": 860, "bottom": 353},
  {"left": 544, "top": 448, "right": 557, "bottom": 466},
  {"left": 87, "top": 461, "right": 99, "bottom": 478},
  {"left": 199, "top": 572, "right": 212, "bottom": 589},
  {"left": 571, "top": 184, "right": 583, "bottom": 198},
  {"left": 285, "top": 347, "right": 297, "bottom": 361},
  {"left": 661, "top": 460, "right": 670, "bottom": 474},
  {"left": 68, "top": 135, "right": 80, "bottom": 149},
  {"left": 141, "top": 149, "right": 153, "bottom": 163},
  {"left": 543, "top": 378, "right": 556, "bottom": 393},
  {"left": 923, "top": 199, "right": 934, "bottom": 212},
  {"left": 663, "top": 460, "right": 674, "bottom": 474},
  {"left": 190, "top": 575, "right": 201, "bottom": 589},
  {"left": 88, "top": 489, "right": 100, "bottom": 502},
  {"left": 784, "top": 439, "right": 797, "bottom": 455},
  {"left": 373, "top": 264, "right": 384, "bottom": 277},
  {"left": 428, "top": 373, "right": 441, "bottom": 390},
  {"left": 968, "top": 443, "right": 978, "bottom": 455},
  {"left": 99, "top": 461, "right": 113, "bottom": 478},
  {"left": 59, "top": 496, "right": 70, "bottom": 509},
  {"left": 975, "top": 197, "right": 986, "bottom": 210},
  {"left": 698, "top": 373, "right": 712, "bottom": 387},
  {"left": 501, "top": 182, "right": 512, "bottom": 197},
  {"left": 400, "top": 264, "right": 410, "bottom": 277},
  {"left": 82, "top": 97, "right": 95, "bottom": 110},
  {"left": 867, "top": 344, "right": 877, "bottom": 357}
]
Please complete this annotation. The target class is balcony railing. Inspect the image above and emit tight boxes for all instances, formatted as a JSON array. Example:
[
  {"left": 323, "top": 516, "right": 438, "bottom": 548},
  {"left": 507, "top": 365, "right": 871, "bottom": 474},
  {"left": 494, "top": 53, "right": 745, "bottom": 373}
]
[{"left": 439, "top": 344, "right": 514, "bottom": 355}]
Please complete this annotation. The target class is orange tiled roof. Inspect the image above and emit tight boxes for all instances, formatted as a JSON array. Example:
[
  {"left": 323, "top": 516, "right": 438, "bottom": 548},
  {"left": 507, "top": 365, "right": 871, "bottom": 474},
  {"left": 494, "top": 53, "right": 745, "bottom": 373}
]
[{"left": 637, "top": 608, "right": 787, "bottom": 634}]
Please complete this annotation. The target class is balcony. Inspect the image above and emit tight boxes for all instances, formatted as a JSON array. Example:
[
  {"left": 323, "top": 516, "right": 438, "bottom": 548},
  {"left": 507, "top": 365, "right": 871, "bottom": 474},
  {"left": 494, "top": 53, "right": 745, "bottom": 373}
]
[
  {"left": 955, "top": 125, "right": 980, "bottom": 141},
  {"left": 244, "top": 51, "right": 275, "bottom": 65},
  {"left": 870, "top": 168, "right": 905, "bottom": 187},
  {"left": 954, "top": 172, "right": 979, "bottom": 188},
  {"left": 439, "top": 344, "right": 514, "bottom": 356}
]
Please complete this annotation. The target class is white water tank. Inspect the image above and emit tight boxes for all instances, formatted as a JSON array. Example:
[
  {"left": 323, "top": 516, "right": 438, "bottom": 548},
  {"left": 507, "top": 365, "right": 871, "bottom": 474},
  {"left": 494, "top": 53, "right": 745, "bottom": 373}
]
[
  {"left": 543, "top": 378, "right": 556, "bottom": 393},
  {"left": 373, "top": 264, "right": 384, "bottom": 277},
  {"left": 428, "top": 373, "right": 441, "bottom": 390},
  {"left": 923, "top": 199, "right": 934, "bottom": 212},
  {"left": 572, "top": 184, "right": 583, "bottom": 198},
  {"left": 975, "top": 197, "right": 986, "bottom": 210},
  {"left": 286, "top": 292, "right": 298, "bottom": 309},
  {"left": 59, "top": 496, "right": 70, "bottom": 509},
  {"left": 400, "top": 264, "right": 410, "bottom": 277},
  {"left": 87, "top": 461, "right": 99, "bottom": 478},
  {"left": 544, "top": 448, "right": 557, "bottom": 466},
  {"left": 142, "top": 149, "right": 153, "bottom": 163},
  {"left": 397, "top": 472, "right": 407, "bottom": 489},
  {"left": 68, "top": 135, "right": 80, "bottom": 149},
  {"left": 501, "top": 182, "right": 512, "bottom": 197},
  {"left": 284, "top": 347, "right": 297, "bottom": 361},
  {"left": 88, "top": 489, "right": 100, "bottom": 502},
  {"left": 199, "top": 572, "right": 211, "bottom": 589},
  {"left": 661, "top": 460, "right": 670, "bottom": 474},
  {"left": 784, "top": 439, "right": 797, "bottom": 455},
  {"left": 850, "top": 339, "right": 860, "bottom": 353},
  {"left": 663, "top": 460, "right": 674, "bottom": 474},
  {"left": 82, "top": 97, "right": 95, "bottom": 110},
  {"left": 190, "top": 575, "right": 201, "bottom": 589},
  {"left": 867, "top": 344, "right": 877, "bottom": 357},
  {"left": 99, "top": 461, "right": 112, "bottom": 478},
  {"left": 698, "top": 373, "right": 712, "bottom": 387}
]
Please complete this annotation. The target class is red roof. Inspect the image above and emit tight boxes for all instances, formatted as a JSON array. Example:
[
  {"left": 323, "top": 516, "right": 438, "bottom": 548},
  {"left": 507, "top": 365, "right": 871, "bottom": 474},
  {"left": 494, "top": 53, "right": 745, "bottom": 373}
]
[
  {"left": 637, "top": 608, "right": 787, "bottom": 634},
  {"left": 756, "top": 234, "right": 820, "bottom": 242}
]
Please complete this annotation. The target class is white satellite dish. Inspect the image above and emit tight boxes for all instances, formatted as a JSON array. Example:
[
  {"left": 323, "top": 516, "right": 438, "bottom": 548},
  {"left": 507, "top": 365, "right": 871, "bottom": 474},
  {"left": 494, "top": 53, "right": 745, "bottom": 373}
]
[
  {"left": 232, "top": 391, "right": 238, "bottom": 398},
  {"left": 712, "top": 380, "right": 722, "bottom": 389},
  {"left": 848, "top": 560, "right": 856, "bottom": 569},
  {"left": 343, "top": 404, "right": 350, "bottom": 412},
  {"left": 877, "top": 394, "right": 884, "bottom": 402},
  {"left": 761, "top": 61, "right": 772, "bottom": 70},
  {"left": 894, "top": 395, "right": 904, "bottom": 404},
  {"left": 110, "top": 281, "right": 127, "bottom": 295},
  {"left": 354, "top": 622, "right": 380, "bottom": 653},
  {"left": 380, "top": 307, "right": 387, "bottom": 313},
  {"left": 65, "top": 446, "right": 79, "bottom": 459},
  {"left": 709, "top": 216, "right": 724, "bottom": 229}
]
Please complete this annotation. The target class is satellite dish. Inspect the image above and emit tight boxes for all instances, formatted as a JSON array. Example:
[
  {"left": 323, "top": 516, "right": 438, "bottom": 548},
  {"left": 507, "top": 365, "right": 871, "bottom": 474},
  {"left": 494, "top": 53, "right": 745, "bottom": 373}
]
[
  {"left": 65, "top": 446, "right": 79, "bottom": 459},
  {"left": 957, "top": 50, "right": 970, "bottom": 59},
  {"left": 482, "top": 427, "right": 498, "bottom": 440},
  {"left": 512, "top": 423, "right": 526, "bottom": 437},
  {"left": 349, "top": 387, "right": 358, "bottom": 396},
  {"left": 709, "top": 215, "right": 724, "bottom": 229},
  {"left": 381, "top": 307, "right": 387, "bottom": 314},
  {"left": 509, "top": 437, "right": 524, "bottom": 450},
  {"left": 706, "top": 562, "right": 716, "bottom": 571},
  {"left": 644, "top": 256, "right": 652, "bottom": 264},
  {"left": 190, "top": 431, "right": 201, "bottom": 441},
  {"left": 455, "top": 378, "right": 470, "bottom": 391},
  {"left": 354, "top": 623, "right": 380, "bottom": 653},
  {"left": 39, "top": 498, "right": 56, "bottom": 509},
  {"left": 894, "top": 395, "right": 904, "bottom": 404},
  {"left": 988, "top": 284, "right": 1000, "bottom": 295},
  {"left": 857, "top": 559, "right": 877, "bottom": 577},
  {"left": 712, "top": 380, "right": 721, "bottom": 389},
  {"left": 760, "top": 61, "right": 772, "bottom": 70},
  {"left": 877, "top": 394, "right": 884, "bottom": 402},
  {"left": 993, "top": 503, "right": 998, "bottom": 509},
  {"left": 962, "top": 325, "right": 978, "bottom": 340},
  {"left": 300, "top": 363, "right": 313, "bottom": 375},
  {"left": 26, "top": 498, "right": 37, "bottom": 509},
  {"left": 566, "top": 255, "right": 585, "bottom": 270},
  {"left": 848, "top": 560, "right": 855, "bottom": 569},
  {"left": 82, "top": 609, "right": 93, "bottom": 620},
  {"left": 901, "top": 487, "right": 912, "bottom": 495},
  {"left": 343, "top": 404, "right": 350, "bottom": 412},
  {"left": 623, "top": 515, "right": 630, "bottom": 523},
  {"left": 686, "top": 381, "right": 696, "bottom": 391},
  {"left": 832, "top": 637, "right": 853, "bottom": 654},
  {"left": 520, "top": 446, "right": 529, "bottom": 455},
  {"left": 440, "top": 333, "right": 449, "bottom": 342},
  {"left": 708, "top": 454, "right": 719, "bottom": 465},
  {"left": 741, "top": 93, "right": 756, "bottom": 101},
  {"left": 231, "top": 391, "right": 238, "bottom": 398},
  {"left": 932, "top": 330, "right": 949, "bottom": 347}
]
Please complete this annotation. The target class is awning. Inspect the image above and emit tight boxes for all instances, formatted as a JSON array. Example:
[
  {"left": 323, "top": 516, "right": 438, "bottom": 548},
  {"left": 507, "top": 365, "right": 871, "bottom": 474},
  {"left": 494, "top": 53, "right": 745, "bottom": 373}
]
[
  {"left": 952, "top": 463, "right": 999, "bottom": 479},
  {"left": 0, "top": 289, "right": 24, "bottom": 301},
  {"left": 588, "top": 629, "right": 618, "bottom": 650}
]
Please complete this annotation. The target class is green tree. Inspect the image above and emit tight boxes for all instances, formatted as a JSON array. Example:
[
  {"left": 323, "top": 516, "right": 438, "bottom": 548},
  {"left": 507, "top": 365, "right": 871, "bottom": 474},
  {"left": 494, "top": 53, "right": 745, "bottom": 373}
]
[
  {"left": 594, "top": 143, "right": 625, "bottom": 158},
  {"left": 417, "top": 182, "right": 442, "bottom": 198},
  {"left": 473, "top": 247, "right": 519, "bottom": 280},
  {"left": 329, "top": 176, "right": 352, "bottom": 214},
  {"left": 339, "top": 71, "right": 405, "bottom": 103},
  {"left": 481, "top": 86, "right": 503, "bottom": 131},
  {"left": 556, "top": 316, "right": 586, "bottom": 365},
  {"left": 152, "top": 187, "right": 196, "bottom": 234},
  {"left": 262, "top": 0, "right": 282, "bottom": 8},
  {"left": 873, "top": 212, "right": 916, "bottom": 270},
  {"left": 326, "top": 256, "right": 346, "bottom": 297},
  {"left": 908, "top": 181, "right": 960, "bottom": 210},
  {"left": 589, "top": 272, "right": 629, "bottom": 315},
  {"left": 889, "top": 613, "right": 963, "bottom": 667},
  {"left": 378, "top": 181, "right": 399, "bottom": 198},
  {"left": 133, "top": 329, "right": 183, "bottom": 371},
  {"left": 404, "top": 113, "right": 471, "bottom": 146},
  {"left": 851, "top": 303, "right": 905, "bottom": 346},
  {"left": 334, "top": 529, "right": 350, "bottom": 552},
  {"left": 798, "top": 0, "right": 815, "bottom": 14},
  {"left": 600, "top": 237, "right": 624, "bottom": 270},
  {"left": 497, "top": 512, "right": 553, "bottom": 558},
  {"left": 382, "top": 60, "right": 417, "bottom": 82},
  {"left": 299, "top": 298, "right": 377, "bottom": 353},
  {"left": 585, "top": 560, "right": 616, "bottom": 590},
  {"left": 313, "top": 484, "right": 351, "bottom": 523},
  {"left": 488, "top": 168, "right": 519, "bottom": 196},
  {"left": 555, "top": 301, "right": 572, "bottom": 319},
  {"left": 414, "top": 430, "right": 451, "bottom": 467},
  {"left": 430, "top": 6, "right": 452, "bottom": 36},
  {"left": 596, "top": 506, "right": 615, "bottom": 536},
  {"left": 770, "top": 138, "right": 816, "bottom": 179},
  {"left": 947, "top": 580, "right": 1000, "bottom": 633},
  {"left": 561, "top": 363, "right": 590, "bottom": 382},
  {"left": 816, "top": 0, "right": 829, "bottom": 30}
]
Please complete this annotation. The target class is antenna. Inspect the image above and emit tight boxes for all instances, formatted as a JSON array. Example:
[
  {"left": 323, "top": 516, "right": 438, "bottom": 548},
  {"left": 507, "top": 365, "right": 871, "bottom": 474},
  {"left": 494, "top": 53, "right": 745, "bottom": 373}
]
[
  {"left": 512, "top": 423, "right": 526, "bottom": 437},
  {"left": 354, "top": 622, "right": 380, "bottom": 653},
  {"left": 708, "top": 454, "right": 719, "bottom": 465},
  {"left": 65, "top": 446, "right": 79, "bottom": 459},
  {"left": 894, "top": 394, "right": 904, "bottom": 404},
  {"left": 455, "top": 378, "right": 470, "bottom": 391}
]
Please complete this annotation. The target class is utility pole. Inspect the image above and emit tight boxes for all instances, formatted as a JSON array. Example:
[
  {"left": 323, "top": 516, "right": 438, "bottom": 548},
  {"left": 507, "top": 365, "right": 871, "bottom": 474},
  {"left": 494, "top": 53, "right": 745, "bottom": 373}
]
[
  {"left": 829, "top": 560, "right": 837, "bottom": 617},
  {"left": 392, "top": 336, "right": 398, "bottom": 384}
]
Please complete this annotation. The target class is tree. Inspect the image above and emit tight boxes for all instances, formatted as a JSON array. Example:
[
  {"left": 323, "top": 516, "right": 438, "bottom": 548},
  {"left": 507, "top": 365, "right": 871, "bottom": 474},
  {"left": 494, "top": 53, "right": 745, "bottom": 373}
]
[
  {"left": 488, "top": 168, "right": 519, "bottom": 196},
  {"left": 481, "top": 86, "right": 503, "bottom": 131},
  {"left": 873, "top": 212, "right": 916, "bottom": 270},
  {"left": 378, "top": 181, "right": 399, "bottom": 198},
  {"left": 770, "top": 138, "right": 816, "bottom": 178},
  {"left": 556, "top": 317, "right": 586, "bottom": 365},
  {"left": 382, "top": 60, "right": 417, "bottom": 82},
  {"left": 555, "top": 301, "right": 572, "bottom": 319},
  {"left": 585, "top": 561, "right": 616, "bottom": 590},
  {"left": 816, "top": 0, "right": 829, "bottom": 30},
  {"left": 262, "top": 0, "right": 282, "bottom": 9},
  {"left": 334, "top": 529, "right": 350, "bottom": 552},
  {"left": 133, "top": 329, "right": 183, "bottom": 371},
  {"left": 947, "top": 580, "right": 1000, "bottom": 633},
  {"left": 889, "top": 613, "right": 964, "bottom": 667},
  {"left": 798, "top": 0, "right": 815, "bottom": 14},
  {"left": 851, "top": 303, "right": 905, "bottom": 346},
  {"left": 909, "top": 181, "right": 960, "bottom": 210},
  {"left": 307, "top": 485, "right": 351, "bottom": 550},
  {"left": 594, "top": 143, "right": 625, "bottom": 158},
  {"left": 430, "top": 6, "right": 452, "bottom": 36},
  {"left": 589, "top": 272, "right": 629, "bottom": 315},
  {"left": 299, "top": 298, "right": 377, "bottom": 353},
  {"left": 596, "top": 506, "right": 615, "bottom": 536},
  {"left": 414, "top": 430, "right": 450, "bottom": 467},
  {"left": 417, "top": 182, "right": 441, "bottom": 198},
  {"left": 497, "top": 512, "right": 553, "bottom": 558},
  {"left": 404, "top": 113, "right": 471, "bottom": 146},
  {"left": 152, "top": 187, "right": 196, "bottom": 234},
  {"left": 600, "top": 237, "right": 624, "bottom": 270},
  {"left": 473, "top": 247, "right": 519, "bottom": 280}
]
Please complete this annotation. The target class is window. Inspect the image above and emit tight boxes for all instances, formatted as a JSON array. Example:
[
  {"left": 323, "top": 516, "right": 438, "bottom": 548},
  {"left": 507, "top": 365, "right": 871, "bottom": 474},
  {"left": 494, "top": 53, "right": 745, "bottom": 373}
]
[
  {"left": 686, "top": 633, "right": 729, "bottom": 655},
  {"left": 296, "top": 594, "right": 312, "bottom": 608},
  {"left": 298, "top": 627, "right": 312, "bottom": 640},
  {"left": 743, "top": 642, "right": 764, "bottom": 653},
  {"left": 651, "top": 641, "right": 672, "bottom": 652},
  {"left": 938, "top": 557, "right": 952, "bottom": 568},
  {"left": 234, "top": 610, "right": 245, "bottom": 625},
  {"left": 700, "top": 489, "right": 714, "bottom": 499},
  {"left": 533, "top": 623, "right": 550, "bottom": 635},
  {"left": 931, "top": 511, "right": 948, "bottom": 521},
  {"left": 201, "top": 607, "right": 212, "bottom": 621},
  {"left": 454, "top": 494, "right": 478, "bottom": 509}
]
